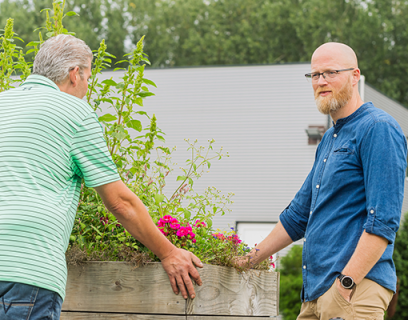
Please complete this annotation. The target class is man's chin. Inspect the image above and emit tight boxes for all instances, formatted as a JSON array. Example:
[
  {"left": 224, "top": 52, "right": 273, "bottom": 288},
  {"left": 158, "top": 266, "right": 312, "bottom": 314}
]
[{"left": 315, "top": 98, "right": 331, "bottom": 115}]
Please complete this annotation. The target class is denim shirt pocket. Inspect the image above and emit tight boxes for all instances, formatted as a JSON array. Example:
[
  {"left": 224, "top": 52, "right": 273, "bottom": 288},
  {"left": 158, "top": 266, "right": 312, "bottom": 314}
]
[{"left": 333, "top": 144, "right": 355, "bottom": 155}]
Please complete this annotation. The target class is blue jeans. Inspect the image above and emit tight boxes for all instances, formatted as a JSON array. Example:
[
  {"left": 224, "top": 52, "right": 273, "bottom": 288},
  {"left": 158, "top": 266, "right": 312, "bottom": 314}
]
[{"left": 0, "top": 281, "right": 62, "bottom": 320}]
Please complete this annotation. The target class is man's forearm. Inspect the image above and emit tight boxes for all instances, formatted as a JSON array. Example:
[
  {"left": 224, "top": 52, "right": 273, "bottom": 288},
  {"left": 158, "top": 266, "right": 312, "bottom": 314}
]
[
  {"left": 247, "top": 221, "right": 293, "bottom": 265},
  {"left": 342, "top": 230, "right": 388, "bottom": 284},
  {"left": 113, "top": 196, "right": 176, "bottom": 261}
]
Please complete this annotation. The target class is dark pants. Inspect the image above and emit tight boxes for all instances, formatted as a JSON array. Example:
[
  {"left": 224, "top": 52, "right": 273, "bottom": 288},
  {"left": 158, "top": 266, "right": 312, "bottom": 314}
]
[{"left": 0, "top": 281, "right": 62, "bottom": 320}]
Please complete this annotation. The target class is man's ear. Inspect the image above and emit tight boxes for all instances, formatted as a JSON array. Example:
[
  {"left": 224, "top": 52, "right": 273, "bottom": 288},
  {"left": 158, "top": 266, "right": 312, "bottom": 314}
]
[
  {"left": 69, "top": 66, "right": 80, "bottom": 87},
  {"left": 352, "top": 68, "right": 361, "bottom": 86}
]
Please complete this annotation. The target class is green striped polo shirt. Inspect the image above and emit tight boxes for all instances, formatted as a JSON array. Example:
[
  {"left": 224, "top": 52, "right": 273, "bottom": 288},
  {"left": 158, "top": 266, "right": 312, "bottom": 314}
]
[{"left": 0, "top": 75, "right": 120, "bottom": 299}]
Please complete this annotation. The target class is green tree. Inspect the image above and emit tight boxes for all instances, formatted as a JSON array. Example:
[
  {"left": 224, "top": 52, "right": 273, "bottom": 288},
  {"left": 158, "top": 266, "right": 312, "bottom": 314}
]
[
  {"left": 2, "top": 0, "right": 408, "bottom": 107},
  {"left": 278, "top": 245, "right": 303, "bottom": 320},
  {"left": 391, "top": 212, "right": 408, "bottom": 319}
]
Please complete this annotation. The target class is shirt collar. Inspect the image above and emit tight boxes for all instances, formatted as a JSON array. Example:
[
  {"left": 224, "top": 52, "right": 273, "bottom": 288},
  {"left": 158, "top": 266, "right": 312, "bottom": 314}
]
[
  {"left": 333, "top": 102, "right": 373, "bottom": 127},
  {"left": 20, "top": 74, "right": 61, "bottom": 91}
]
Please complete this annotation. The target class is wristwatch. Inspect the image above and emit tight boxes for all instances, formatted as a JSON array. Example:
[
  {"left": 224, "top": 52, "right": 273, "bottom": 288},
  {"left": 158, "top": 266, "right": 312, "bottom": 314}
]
[{"left": 338, "top": 273, "right": 355, "bottom": 289}]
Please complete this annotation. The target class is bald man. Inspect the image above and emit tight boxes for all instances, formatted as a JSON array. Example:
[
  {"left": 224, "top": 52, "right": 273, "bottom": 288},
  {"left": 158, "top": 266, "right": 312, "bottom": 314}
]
[{"left": 239, "top": 43, "right": 407, "bottom": 319}]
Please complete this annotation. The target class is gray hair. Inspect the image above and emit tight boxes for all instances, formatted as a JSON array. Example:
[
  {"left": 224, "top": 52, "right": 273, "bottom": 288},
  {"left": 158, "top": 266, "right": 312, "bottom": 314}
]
[{"left": 33, "top": 34, "right": 93, "bottom": 84}]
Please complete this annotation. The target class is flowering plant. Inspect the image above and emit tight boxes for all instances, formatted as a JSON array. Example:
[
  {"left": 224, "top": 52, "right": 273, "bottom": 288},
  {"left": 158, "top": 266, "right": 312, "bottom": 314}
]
[{"left": 2, "top": 0, "right": 274, "bottom": 272}]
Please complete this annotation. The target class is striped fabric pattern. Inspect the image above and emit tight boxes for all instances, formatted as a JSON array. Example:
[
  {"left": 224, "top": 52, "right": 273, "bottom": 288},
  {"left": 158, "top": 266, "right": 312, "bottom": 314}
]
[{"left": 0, "top": 75, "right": 120, "bottom": 299}]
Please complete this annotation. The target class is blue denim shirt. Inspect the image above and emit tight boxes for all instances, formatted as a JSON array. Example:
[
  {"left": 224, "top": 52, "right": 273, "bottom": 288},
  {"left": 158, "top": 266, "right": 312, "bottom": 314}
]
[{"left": 280, "top": 102, "right": 407, "bottom": 302}]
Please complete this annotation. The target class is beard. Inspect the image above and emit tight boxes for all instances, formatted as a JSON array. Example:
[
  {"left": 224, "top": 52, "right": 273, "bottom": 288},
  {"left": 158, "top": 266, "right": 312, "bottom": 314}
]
[{"left": 314, "top": 77, "right": 353, "bottom": 115}]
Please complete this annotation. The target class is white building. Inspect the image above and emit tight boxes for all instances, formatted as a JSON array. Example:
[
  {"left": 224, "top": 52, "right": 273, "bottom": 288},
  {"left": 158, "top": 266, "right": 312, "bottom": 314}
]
[{"left": 99, "top": 63, "right": 408, "bottom": 254}]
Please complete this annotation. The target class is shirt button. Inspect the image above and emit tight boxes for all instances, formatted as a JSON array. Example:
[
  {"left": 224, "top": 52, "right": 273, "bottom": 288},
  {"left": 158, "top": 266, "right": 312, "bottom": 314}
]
[
  {"left": 303, "top": 265, "right": 307, "bottom": 269},
  {"left": 334, "top": 134, "right": 337, "bottom": 138},
  {"left": 370, "top": 210, "right": 374, "bottom": 214},
  {"left": 310, "top": 211, "right": 313, "bottom": 215},
  {"left": 324, "top": 159, "right": 327, "bottom": 162},
  {"left": 316, "top": 185, "right": 320, "bottom": 189},
  {"left": 304, "top": 238, "right": 306, "bottom": 242}
]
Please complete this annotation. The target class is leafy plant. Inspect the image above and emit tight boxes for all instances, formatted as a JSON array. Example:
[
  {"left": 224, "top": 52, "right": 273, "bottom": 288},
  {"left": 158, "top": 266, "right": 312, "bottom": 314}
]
[
  {"left": 278, "top": 245, "right": 303, "bottom": 320},
  {"left": 2, "top": 0, "right": 273, "bottom": 272},
  {"left": 390, "top": 211, "right": 408, "bottom": 320}
]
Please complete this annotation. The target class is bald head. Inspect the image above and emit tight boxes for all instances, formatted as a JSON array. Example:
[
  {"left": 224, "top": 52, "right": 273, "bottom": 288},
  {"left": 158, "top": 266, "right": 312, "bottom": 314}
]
[{"left": 311, "top": 42, "right": 358, "bottom": 70}]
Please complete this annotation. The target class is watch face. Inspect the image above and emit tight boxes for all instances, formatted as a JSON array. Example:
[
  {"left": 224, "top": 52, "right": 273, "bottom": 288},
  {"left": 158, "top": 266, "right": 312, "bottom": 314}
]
[{"left": 342, "top": 276, "right": 353, "bottom": 288}]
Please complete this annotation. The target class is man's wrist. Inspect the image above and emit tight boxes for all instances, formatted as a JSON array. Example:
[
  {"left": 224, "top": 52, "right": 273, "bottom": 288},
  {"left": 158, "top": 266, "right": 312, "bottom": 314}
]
[{"left": 338, "top": 273, "right": 355, "bottom": 289}]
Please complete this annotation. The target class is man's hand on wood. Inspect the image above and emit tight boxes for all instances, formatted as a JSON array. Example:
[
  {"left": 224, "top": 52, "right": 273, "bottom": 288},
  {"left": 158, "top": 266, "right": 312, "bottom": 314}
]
[{"left": 161, "top": 247, "right": 203, "bottom": 299}]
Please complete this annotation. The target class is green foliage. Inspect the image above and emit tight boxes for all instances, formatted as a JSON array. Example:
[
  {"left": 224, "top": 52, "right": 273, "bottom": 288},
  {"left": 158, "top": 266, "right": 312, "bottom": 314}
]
[
  {"left": 278, "top": 245, "right": 303, "bottom": 320},
  {"left": 0, "top": 0, "right": 273, "bottom": 271},
  {"left": 391, "top": 212, "right": 408, "bottom": 320},
  {"left": 2, "top": 0, "right": 407, "bottom": 107}
]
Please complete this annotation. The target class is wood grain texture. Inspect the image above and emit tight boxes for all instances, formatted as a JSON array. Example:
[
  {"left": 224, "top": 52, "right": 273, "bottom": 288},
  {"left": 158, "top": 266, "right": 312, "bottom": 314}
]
[
  {"left": 62, "top": 262, "right": 279, "bottom": 317},
  {"left": 60, "top": 313, "right": 273, "bottom": 320},
  {"left": 187, "top": 317, "right": 272, "bottom": 320},
  {"left": 187, "top": 264, "right": 279, "bottom": 316},
  {"left": 61, "top": 313, "right": 184, "bottom": 320},
  {"left": 62, "top": 262, "right": 185, "bottom": 314}
]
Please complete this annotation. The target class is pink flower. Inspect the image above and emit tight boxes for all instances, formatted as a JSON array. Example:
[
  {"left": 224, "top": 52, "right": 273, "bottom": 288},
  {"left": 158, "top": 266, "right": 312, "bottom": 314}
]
[
  {"left": 194, "top": 219, "right": 207, "bottom": 228},
  {"left": 176, "top": 225, "right": 196, "bottom": 239},
  {"left": 192, "top": 239, "right": 197, "bottom": 244}
]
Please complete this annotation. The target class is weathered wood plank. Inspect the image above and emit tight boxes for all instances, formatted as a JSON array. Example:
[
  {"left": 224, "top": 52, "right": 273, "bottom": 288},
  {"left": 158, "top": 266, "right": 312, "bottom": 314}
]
[
  {"left": 187, "top": 317, "right": 273, "bottom": 320},
  {"left": 187, "top": 264, "right": 279, "bottom": 316},
  {"left": 62, "top": 262, "right": 279, "bottom": 317},
  {"left": 61, "top": 313, "right": 184, "bottom": 320},
  {"left": 62, "top": 262, "right": 185, "bottom": 314},
  {"left": 60, "top": 313, "right": 274, "bottom": 320}
]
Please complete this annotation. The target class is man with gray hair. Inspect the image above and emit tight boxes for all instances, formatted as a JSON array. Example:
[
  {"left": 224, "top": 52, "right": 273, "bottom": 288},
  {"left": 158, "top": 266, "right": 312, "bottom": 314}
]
[
  {"left": 239, "top": 42, "right": 407, "bottom": 319},
  {"left": 0, "top": 34, "right": 202, "bottom": 319}
]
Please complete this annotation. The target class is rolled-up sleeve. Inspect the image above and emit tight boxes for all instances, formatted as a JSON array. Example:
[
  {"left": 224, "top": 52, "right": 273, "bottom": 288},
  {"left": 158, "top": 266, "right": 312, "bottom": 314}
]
[
  {"left": 280, "top": 159, "right": 317, "bottom": 242},
  {"left": 361, "top": 121, "right": 407, "bottom": 244}
]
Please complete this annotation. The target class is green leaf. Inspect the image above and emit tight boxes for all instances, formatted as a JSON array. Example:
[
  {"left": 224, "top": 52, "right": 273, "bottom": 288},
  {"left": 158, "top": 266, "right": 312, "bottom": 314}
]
[
  {"left": 90, "top": 225, "right": 103, "bottom": 236},
  {"left": 207, "top": 161, "right": 211, "bottom": 169},
  {"left": 206, "top": 219, "right": 213, "bottom": 228},
  {"left": 65, "top": 11, "right": 79, "bottom": 16},
  {"left": 127, "top": 120, "right": 142, "bottom": 132},
  {"left": 135, "top": 98, "right": 143, "bottom": 106},
  {"left": 142, "top": 78, "right": 157, "bottom": 88},
  {"left": 105, "top": 52, "right": 117, "bottom": 58},
  {"left": 155, "top": 193, "right": 165, "bottom": 205},
  {"left": 177, "top": 175, "right": 186, "bottom": 181},
  {"left": 70, "top": 235, "right": 76, "bottom": 241},
  {"left": 80, "top": 223, "right": 86, "bottom": 229},
  {"left": 26, "top": 41, "right": 40, "bottom": 47},
  {"left": 138, "top": 91, "right": 155, "bottom": 98},
  {"left": 112, "top": 131, "right": 127, "bottom": 140},
  {"left": 101, "top": 79, "right": 117, "bottom": 86},
  {"left": 184, "top": 209, "right": 191, "bottom": 220},
  {"left": 188, "top": 177, "right": 194, "bottom": 186},
  {"left": 98, "top": 114, "right": 117, "bottom": 122}
]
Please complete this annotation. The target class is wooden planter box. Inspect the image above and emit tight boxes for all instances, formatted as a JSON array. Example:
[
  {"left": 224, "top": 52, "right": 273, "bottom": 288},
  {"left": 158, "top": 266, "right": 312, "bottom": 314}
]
[{"left": 61, "top": 262, "right": 279, "bottom": 319}]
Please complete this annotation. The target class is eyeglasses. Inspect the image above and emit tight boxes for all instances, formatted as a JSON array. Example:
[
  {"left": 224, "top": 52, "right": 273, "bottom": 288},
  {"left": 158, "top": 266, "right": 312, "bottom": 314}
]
[{"left": 305, "top": 68, "right": 355, "bottom": 82}]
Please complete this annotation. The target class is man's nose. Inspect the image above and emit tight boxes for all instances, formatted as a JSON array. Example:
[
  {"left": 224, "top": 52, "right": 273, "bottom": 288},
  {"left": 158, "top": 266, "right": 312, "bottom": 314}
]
[{"left": 317, "top": 74, "right": 328, "bottom": 85}]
